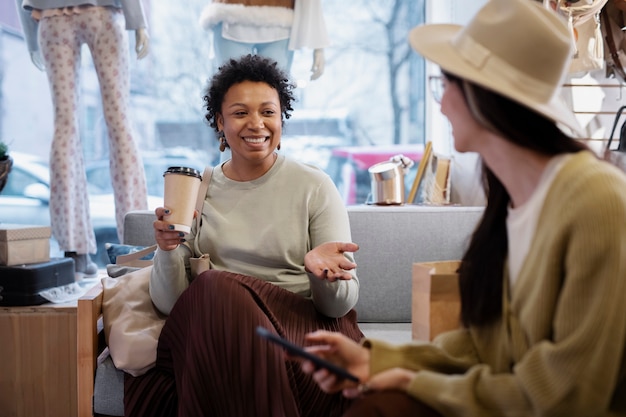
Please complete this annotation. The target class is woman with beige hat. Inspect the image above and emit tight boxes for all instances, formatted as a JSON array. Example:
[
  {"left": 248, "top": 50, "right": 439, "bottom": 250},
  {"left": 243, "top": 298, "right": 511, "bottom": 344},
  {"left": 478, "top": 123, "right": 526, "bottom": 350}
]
[{"left": 299, "top": 0, "right": 626, "bottom": 416}]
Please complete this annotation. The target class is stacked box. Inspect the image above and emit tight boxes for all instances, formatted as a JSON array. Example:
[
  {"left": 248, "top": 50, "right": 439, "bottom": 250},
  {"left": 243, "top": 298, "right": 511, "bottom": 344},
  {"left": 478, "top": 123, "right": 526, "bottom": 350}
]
[{"left": 0, "top": 224, "right": 51, "bottom": 266}]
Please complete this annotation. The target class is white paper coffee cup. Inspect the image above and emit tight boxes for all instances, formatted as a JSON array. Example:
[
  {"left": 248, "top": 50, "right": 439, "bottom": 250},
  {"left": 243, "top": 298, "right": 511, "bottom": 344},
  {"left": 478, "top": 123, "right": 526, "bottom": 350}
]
[{"left": 163, "top": 166, "right": 202, "bottom": 233}]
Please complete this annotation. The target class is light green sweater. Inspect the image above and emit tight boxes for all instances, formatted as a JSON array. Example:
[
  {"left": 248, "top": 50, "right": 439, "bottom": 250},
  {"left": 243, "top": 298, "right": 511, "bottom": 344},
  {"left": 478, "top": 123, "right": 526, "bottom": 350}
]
[
  {"left": 367, "top": 151, "right": 626, "bottom": 416},
  {"left": 150, "top": 154, "right": 359, "bottom": 318}
]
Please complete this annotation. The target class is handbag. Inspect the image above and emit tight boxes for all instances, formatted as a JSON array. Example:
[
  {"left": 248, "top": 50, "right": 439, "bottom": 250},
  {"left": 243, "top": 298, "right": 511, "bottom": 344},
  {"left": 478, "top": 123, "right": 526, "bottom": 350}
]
[
  {"left": 187, "top": 166, "right": 214, "bottom": 277},
  {"left": 544, "top": 0, "right": 608, "bottom": 75},
  {"left": 603, "top": 105, "right": 626, "bottom": 172},
  {"left": 102, "top": 166, "right": 213, "bottom": 376},
  {"left": 601, "top": 0, "right": 626, "bottom": 82}
]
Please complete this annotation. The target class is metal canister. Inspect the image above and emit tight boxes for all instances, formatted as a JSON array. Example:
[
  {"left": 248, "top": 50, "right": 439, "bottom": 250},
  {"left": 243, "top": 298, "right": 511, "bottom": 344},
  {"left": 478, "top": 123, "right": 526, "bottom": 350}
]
[{"left": 368, "top": 160, "right": 405, "bottom": 205}]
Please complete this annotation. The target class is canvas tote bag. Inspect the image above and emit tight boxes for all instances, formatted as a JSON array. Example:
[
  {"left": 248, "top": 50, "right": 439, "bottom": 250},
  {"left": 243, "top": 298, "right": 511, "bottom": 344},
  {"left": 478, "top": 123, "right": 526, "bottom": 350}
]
[{"left": 102, "top": 166, "right": 213, "bottom": 376}]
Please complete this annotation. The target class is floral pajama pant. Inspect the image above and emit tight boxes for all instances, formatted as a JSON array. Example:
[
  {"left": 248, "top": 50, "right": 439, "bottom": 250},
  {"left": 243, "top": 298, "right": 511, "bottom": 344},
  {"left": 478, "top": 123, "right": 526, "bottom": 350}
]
[{"left": 38, "top": 6, "right": 147, "bottom": 253}]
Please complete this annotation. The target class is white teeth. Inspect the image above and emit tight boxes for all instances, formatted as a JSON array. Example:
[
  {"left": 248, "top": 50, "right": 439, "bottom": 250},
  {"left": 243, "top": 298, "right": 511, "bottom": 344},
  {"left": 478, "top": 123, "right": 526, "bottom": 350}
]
[{"left": 244, "top": 137, "right": 266, "bottom": 143}]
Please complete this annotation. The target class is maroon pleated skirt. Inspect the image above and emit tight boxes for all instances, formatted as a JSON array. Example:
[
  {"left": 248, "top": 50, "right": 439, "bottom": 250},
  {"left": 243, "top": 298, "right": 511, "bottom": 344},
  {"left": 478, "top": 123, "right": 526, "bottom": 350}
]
[{"left": 124, "top": 269, "right": 364, "bottom": 417}]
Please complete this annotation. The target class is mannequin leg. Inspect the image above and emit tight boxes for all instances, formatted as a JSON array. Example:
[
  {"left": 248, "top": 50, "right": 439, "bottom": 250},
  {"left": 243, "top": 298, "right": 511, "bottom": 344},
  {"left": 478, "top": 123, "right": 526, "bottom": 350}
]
[
  {"left": 83, "top": 7, "right": 148, "bottom": 243},
  {"left": 212, "top": 23, "right": 255, "bottom": 64},
  {"left": 256, "top": 38, "right": 294, "bottom": 73},
  {"left": 38, "top": 14, "right": 97, "bottom": 257}
]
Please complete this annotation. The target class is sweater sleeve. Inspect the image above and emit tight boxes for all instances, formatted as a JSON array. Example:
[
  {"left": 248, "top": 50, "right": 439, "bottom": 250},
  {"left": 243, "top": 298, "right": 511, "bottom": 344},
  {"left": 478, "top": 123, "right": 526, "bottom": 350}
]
[
  {"left": 308, "top": 269, "right": 359, "bottom": 318},
  {"left": 15, "top": 0, "right": 40, "bottom": 53},
  {"left": 307, "top": 173, "right": 359, "bottom": 317},
  {"left": 365, "top": 335, "right": 476, "bottom": 376},
  {"left": 120, "top": 0, "right": 148, "bottom": 30},
  {"left": 149, "top": 244, "right": 192, "bottom": 315},
  {"left": 288, "top": 0, "right": 330, "bottom": 50}
]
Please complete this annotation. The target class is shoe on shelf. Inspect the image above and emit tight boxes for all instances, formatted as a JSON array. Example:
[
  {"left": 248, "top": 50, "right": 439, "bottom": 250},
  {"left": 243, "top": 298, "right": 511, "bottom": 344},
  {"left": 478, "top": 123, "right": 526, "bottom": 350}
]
[{"left": 64, "top": 251, "right": 98, "bottom": 279}]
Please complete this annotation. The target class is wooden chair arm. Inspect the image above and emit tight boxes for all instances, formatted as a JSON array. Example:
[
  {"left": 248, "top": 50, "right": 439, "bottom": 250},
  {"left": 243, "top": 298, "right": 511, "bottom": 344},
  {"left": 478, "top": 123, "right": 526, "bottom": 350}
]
[{"left": 77, "top": 282, "right": 104, "bottom": 417}]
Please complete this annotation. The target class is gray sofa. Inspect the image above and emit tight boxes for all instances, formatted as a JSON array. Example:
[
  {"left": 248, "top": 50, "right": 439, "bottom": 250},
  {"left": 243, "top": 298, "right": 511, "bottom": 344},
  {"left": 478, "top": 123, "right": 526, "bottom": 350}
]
[{"left": 78, "top": 204, "right": 484, "bottom": 417}]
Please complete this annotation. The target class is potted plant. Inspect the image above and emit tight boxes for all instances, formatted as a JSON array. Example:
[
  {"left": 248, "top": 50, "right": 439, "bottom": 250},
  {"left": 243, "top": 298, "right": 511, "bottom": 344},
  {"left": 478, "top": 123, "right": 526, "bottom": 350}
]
[{"left": 0, "top": 141, "right": 12, "bottom": 193}]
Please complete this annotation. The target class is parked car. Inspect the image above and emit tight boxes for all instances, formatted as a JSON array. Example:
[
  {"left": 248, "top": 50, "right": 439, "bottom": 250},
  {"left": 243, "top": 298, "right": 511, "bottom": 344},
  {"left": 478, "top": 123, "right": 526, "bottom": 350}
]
[
  {"left": 325, "top": 144, "right": 425, "bottom": 205},
  {"left": 0, "top": 152, "right": 162, "bottom": 267}
]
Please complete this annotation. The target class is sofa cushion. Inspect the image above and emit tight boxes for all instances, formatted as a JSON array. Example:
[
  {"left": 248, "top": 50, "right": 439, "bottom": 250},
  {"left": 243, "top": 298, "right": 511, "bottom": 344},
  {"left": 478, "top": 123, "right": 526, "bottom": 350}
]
[
  {"left": 123, "top": 206, "right": 484, "bottom": 322},
  {"left": 105, "top": 243, "right": 155, "bottom": 264},
  {"left": 347, "top": 205, "right": 482, "bottom": 322},
  {"left": 93, "top": 355, "right": 124, "bottom": 416}
]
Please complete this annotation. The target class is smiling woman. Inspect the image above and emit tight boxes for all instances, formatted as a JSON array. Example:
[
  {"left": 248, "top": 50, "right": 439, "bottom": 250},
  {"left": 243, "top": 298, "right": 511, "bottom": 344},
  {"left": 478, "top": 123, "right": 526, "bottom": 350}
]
[
  {"left": 217, "top": 79, "right": 284, "bottom": 181},
  {"left": 121, "top": 54, "right": 364, "bottom": 417}
]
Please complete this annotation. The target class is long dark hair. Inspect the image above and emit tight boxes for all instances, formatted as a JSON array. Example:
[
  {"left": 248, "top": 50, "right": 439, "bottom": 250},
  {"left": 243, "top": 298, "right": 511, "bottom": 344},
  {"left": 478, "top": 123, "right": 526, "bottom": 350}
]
[{"left": 443, "top": 71, "right": 589, "bottom": 327}]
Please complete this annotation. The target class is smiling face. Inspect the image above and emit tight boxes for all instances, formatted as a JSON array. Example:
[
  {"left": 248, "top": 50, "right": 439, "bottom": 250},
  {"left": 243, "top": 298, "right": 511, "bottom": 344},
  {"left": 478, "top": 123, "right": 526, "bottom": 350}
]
[{"left": 217, "top": 80, "right": 282, "bottom": 168}]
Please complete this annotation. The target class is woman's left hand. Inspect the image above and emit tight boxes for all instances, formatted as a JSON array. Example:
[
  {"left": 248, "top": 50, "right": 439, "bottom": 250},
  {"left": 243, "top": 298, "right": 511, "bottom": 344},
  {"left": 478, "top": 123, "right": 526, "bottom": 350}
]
[
  {"left": 341, "top": 368, "right": 417, "bottom": 399},
  {"left": 305, "top": 241, "right": 359, "bottom": 281}
]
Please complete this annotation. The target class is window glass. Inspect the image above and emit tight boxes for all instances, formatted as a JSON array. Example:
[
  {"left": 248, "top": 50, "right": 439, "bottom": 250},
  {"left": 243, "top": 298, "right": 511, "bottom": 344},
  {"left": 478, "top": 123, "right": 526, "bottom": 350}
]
[{"left": 0, "top": 0, "right": 425, "bottom": 262}]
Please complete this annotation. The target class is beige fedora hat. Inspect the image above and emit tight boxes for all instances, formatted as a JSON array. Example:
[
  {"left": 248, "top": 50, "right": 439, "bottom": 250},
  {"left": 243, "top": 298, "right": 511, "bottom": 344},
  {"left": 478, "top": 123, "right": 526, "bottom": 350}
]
[{"left": 409, "top": 0, "right": 583, "bottom": 136}]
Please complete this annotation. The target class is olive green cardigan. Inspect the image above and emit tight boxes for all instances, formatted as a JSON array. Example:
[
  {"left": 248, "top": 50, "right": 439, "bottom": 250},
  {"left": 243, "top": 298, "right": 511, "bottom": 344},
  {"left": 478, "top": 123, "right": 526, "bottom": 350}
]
[{"left": 366, "top": 151, "right": 626, "bottom": 416}]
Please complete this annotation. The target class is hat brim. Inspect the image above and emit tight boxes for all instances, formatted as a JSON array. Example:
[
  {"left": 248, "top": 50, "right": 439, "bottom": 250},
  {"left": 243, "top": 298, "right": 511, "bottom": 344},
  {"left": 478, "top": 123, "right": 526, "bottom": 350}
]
[{"left": 409, "top": 24, "right": 584, "bottom": 137}]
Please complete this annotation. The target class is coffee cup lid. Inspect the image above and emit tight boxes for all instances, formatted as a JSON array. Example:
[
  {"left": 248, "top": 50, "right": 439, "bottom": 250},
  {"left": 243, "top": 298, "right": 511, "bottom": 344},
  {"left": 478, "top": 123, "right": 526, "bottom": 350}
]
[{"left": 164, "top": 166, "right": 202, "bottom": 178}]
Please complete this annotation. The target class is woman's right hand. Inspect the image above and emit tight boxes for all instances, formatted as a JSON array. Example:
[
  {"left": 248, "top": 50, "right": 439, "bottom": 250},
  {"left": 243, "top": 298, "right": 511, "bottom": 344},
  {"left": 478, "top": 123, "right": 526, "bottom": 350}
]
[
  {"left": 153, "top": 207, "right": 185, "bottom": 251},
  {"left": 300, "top": 331, "right": 370, "bottom": 395}
]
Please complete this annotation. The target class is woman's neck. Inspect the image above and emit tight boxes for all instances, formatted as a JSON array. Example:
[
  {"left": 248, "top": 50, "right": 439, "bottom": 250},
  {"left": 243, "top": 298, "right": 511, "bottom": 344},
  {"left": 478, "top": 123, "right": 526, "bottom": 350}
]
[
  {"left": 223, "top": 152, "right": 278, "bottom": 181},
  {"left": 482, "top": 141, "right": 551, "bottom": 208}
]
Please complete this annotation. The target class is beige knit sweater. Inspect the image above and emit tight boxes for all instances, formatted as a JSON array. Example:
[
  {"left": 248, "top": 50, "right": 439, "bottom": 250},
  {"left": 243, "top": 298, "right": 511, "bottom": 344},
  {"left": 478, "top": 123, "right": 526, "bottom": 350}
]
[{"left": 366, "top": 151, "right": 626, "bottom": 416}]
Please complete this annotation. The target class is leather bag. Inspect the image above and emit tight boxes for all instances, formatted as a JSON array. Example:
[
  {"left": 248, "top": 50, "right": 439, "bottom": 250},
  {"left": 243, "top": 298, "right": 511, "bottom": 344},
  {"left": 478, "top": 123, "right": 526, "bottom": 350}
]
[
  {"left": 604, "top": 105, "right": 626, "bottom": 172},
  {"left": 601, "top": 0, "right": 626, "bottom": 82}
]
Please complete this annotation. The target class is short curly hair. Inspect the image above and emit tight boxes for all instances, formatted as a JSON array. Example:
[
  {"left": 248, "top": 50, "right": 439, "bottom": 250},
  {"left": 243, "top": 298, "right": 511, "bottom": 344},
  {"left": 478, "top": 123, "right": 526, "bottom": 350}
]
[{"left": 203, "top": 54, "right": 296, "bottom": 132}]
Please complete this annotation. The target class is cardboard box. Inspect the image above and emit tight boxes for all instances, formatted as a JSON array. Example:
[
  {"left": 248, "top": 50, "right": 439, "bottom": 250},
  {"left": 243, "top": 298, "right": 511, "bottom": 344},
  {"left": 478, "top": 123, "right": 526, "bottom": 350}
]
[
  {"left": 412, "top": 260, "right": 461, "bottom": 341},
  {"left": 0, "top": 224, "right": 51, "bottom": 266}
]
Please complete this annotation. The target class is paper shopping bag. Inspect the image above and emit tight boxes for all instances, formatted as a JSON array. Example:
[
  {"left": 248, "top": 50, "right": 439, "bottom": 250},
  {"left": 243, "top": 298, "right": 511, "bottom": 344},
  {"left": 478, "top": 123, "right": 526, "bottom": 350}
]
[{"left": 412, "top": 261, "right": 461, "bottom": 341}]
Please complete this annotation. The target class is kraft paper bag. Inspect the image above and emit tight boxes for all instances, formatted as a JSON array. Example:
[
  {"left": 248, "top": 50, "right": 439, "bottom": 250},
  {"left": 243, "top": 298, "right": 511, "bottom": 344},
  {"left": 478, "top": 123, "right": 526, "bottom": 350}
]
[{"left": 412, "top": 260, "right": 461, "bottom": 341}]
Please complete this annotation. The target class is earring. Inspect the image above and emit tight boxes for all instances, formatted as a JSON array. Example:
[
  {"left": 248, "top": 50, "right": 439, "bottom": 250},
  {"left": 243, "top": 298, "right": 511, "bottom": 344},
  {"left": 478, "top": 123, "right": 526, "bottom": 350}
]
[
  {"left": 277, "top": 142, "right": 281, "bottom": 151},
  {"left": 218, "top": 131, "right": 228, "bottom": 152}
]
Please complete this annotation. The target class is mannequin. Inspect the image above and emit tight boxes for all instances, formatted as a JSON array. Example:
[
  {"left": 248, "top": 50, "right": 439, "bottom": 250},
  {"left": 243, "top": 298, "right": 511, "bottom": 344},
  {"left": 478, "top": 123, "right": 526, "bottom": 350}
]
[
  {"left": 199, "top": 0, "right": 329, "bottom": 80},
  {"left": 16, "top": 0, "right": 150, "bottom": 278}
]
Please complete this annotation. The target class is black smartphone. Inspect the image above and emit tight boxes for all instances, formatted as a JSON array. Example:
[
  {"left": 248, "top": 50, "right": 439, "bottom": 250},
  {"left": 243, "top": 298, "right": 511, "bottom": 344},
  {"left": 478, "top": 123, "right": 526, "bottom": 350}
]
[{"left": 255, "top": 326, "right": 359, "bottom": 382}]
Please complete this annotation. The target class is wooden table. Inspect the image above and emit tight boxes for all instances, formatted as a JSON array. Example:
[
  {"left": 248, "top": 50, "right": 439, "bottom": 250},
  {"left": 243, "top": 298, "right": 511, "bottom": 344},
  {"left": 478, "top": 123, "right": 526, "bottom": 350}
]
[{"left": 0, "top": 278, "right": 100, "bottom": 417}]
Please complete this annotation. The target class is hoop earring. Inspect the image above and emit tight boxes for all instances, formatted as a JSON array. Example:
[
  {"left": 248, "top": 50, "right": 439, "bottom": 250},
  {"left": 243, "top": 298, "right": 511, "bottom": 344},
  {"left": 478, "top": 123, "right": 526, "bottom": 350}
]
[{"left": 218, "top": 131, "right": 228, "bottom": 152}]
